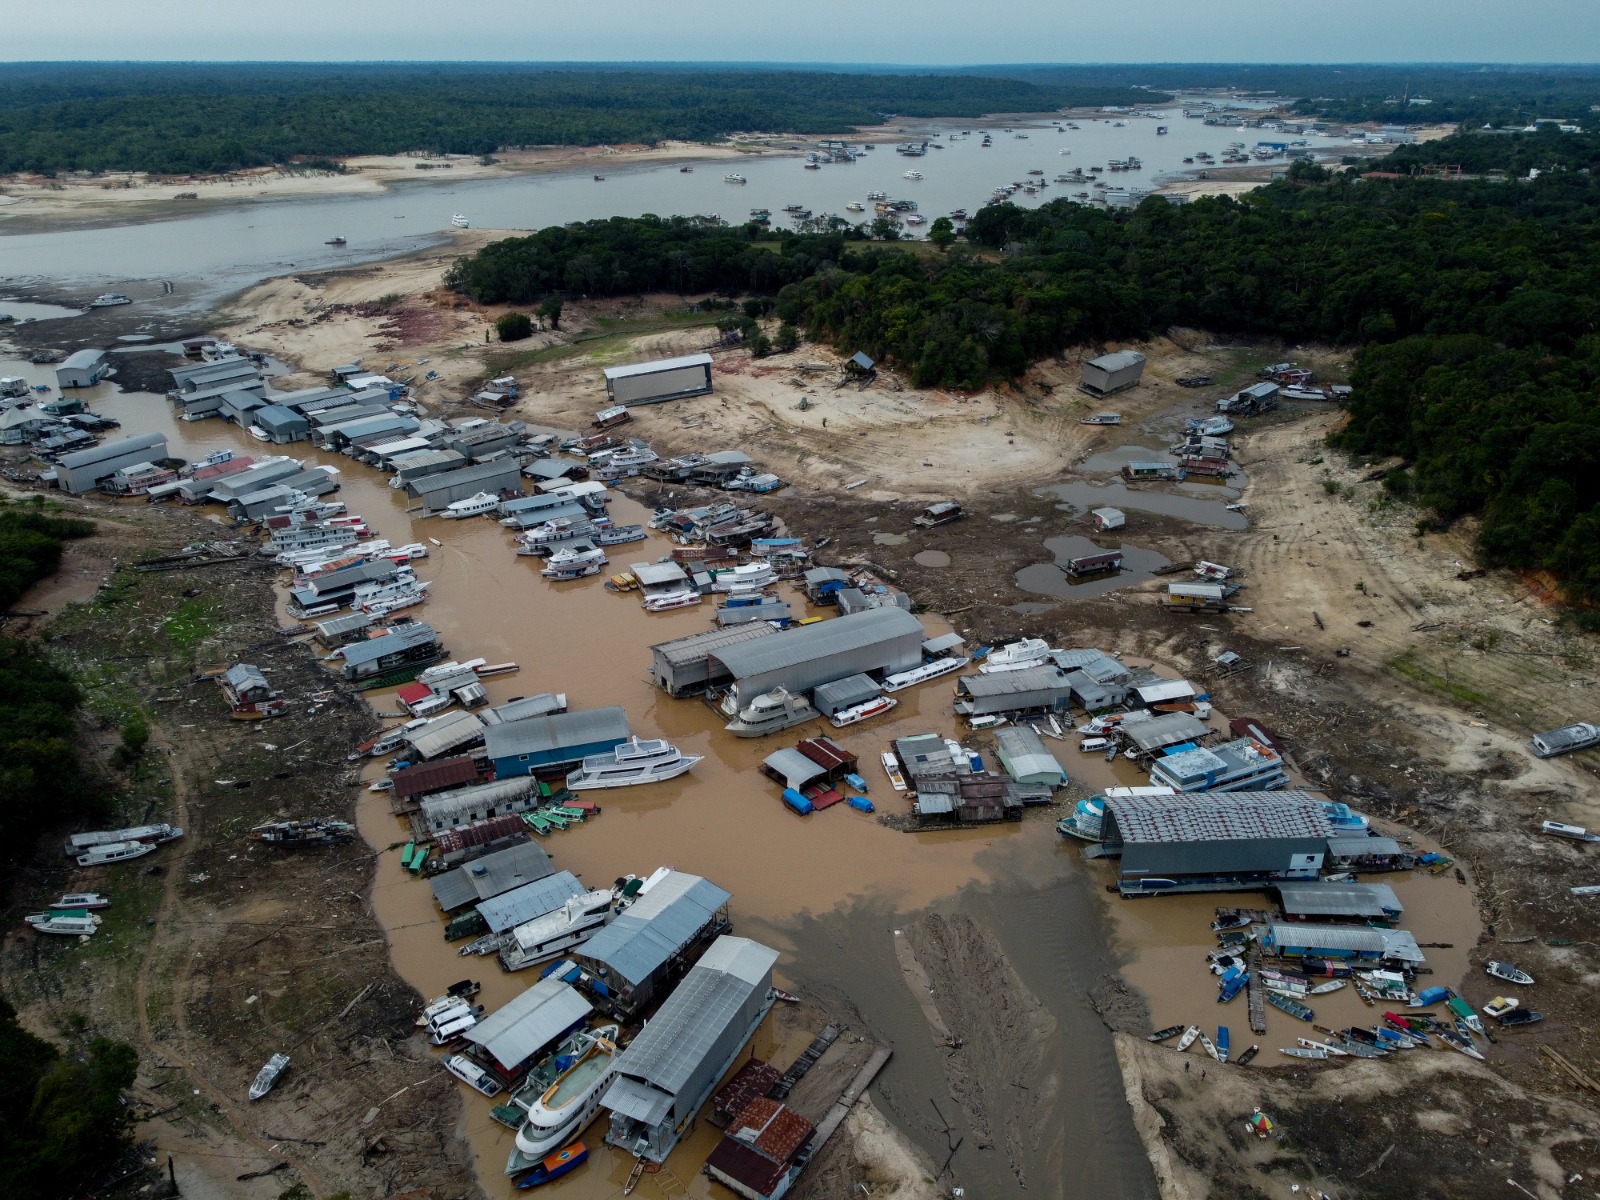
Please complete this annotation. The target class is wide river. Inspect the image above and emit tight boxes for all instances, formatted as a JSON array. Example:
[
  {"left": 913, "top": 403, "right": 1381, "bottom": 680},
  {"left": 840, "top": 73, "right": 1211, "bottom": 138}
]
[{"left": 0, "top": 111, "right": 1355, "bottom": 311}]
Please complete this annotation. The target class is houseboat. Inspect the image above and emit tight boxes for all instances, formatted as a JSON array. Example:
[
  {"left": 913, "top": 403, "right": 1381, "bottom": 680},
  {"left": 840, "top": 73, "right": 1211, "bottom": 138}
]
[
  {"left": 498, "top": 892, "right": 616, "bottom": 972},
  {"left": 722, "top": 687, "right": 820, "bottom": 737},
  {"left": 565, "top": 738, "right": 702, "bottom": 790}
]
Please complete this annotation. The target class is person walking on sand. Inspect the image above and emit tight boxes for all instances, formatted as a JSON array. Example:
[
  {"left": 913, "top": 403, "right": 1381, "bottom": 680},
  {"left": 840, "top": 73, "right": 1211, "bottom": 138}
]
[
  {"left": 1201, "top": 1069, "right": 1207, "bottom": 1080},
  {"left": 1184, "top": 1061, "right": 1190, "bottom": 1073}
]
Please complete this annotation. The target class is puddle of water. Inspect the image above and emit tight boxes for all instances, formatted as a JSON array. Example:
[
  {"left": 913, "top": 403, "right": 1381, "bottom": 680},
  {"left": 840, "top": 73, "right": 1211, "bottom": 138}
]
[
  {"left": 912, "top": 549, "right": 950, "bottom": 567},
  {"left": 1009, "top": 601, "right": 1058, "bottom": 615},
  {"left": 0, "top": 298, "right": 83, "bottom": 322},
  {"left": 989, "top": 513, "right": 1018, "bottom": 523},
  {"left": 1079, "top": 444, "right": 1176, "bottom": 474},
  {"left": 1014, "top": 534, "right": 1171, "bottom": 600},
  {"left": 873, "top": 531, "right": 908, "bottom": 545},
  {"left": 1040, "top": 481, "right": 1247, "bottom": 531}
]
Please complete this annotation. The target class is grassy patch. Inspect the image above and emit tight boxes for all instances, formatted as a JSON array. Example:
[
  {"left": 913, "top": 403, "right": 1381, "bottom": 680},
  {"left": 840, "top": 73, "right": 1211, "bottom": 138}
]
[
  {"left": 161, "top": 599, "right": 216, "bottom": 654},
  {"left": 1389, "top": 650, "right": 1495, "bottom": 711},
  {"left": 486, "top": 309, "right": 726, "bottom": 373}
]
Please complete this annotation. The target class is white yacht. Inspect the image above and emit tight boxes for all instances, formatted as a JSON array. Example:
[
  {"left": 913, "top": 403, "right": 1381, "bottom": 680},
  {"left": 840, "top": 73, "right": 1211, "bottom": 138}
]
[
  {"left": 451, "top": 214, "right": 470, "bottom": 228},
  {"left": 505, "top": 1027, "right": 622, "bottom": 1175},
  {"left": 540, "top": 545, "right": 607, "bottom": 579},
  {"left": 25, "top": 911, "right": 102, "bottom": 936},
  {"left": 903, "top": 169, "right": 924, "bottom": 180},
  {"left": 89, "top": 293, "right": 132, "bottom": 307},
  {"left": 723, "top": 173, "right": 747, "bottom": 184},
  {"left": 566, "top": 738, "right": 701, "bottom": 790},
  {"left": 978, "top": 638, "right": 1052, "bottom": 674},
  {"left": 443, "top": 1054, "right": 502, "bottom": 1097},
  {"left": 440, "top": 491, "right": 499, "bottom": 519},
  {"left": 498, "top": 890, "right": 617, "bottom": 971},
  {"left": 829, "top": 695, "right": 898, "bottom": 728},
  {"left": 641, "top": 588, "right": 702, "bottom": 612},
  {"left": 845, "top": 201, "right": 865, "bottom": 212},
  {"left": 708, "top": 561, "right": 776, "bottom": 593},
  {"left": 75, "top": 841, "right": 157, "bottom": 868},
  {"left": 50, "top": 892, "right": 110, "bottom": 911},
  {"left": 355, "top": 580, "right": 430, "bottom": 614},
  {"left": 722, "top": 687, "right": 820, "bottom": 737},
  {"left": 882, "top": 656, "right": 969, "bottom": 692}
]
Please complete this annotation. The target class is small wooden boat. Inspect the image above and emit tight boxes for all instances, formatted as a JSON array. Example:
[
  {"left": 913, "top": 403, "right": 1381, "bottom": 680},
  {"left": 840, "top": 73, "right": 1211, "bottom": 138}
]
[
  {"left": 1216, "top": 1027, "right": 1230, "bottom": 1063},
  {"left": 1438, "top": 1028, "right": 1485, "bottom": 1061},
  {"left": 1234, "top": 1044, "right": 1260, "bottom": 1066},
  {"left": 250, "top": 1053, "right": 289, "bottom": 1100},
  {"left": 1147, "top": 1025, "right": 1184, "bottom": 1043},
  {"left": 1079, "top": 412, "right": 1122, "bottom": 425},
  {"left": 1266, "top": 992, "right": 1314, "bottom": 1022},
  {"left": 1486, "top": 960, "right": 1534, "bottom": 986},
  {"left": 512, "top": 1142, "right": 588, "bottom": 1189},
  {"left": 1176, "top": 1025, "right": 1200, "bottom": 1051},
  {"left": 1199, "top": 1032, "right": 1218, "bottom": 1061},
  {"left": 772, "top": 989, "right": 801, "bottom": 1003},
  {"left": 1300, "top": 1037, "right": 1346, "bottom": 1056},
  {"left": 1308, "top": 979, "right": 1348, "bottom": 996},
  {"left": 1279, "top": 1046, "right": 1325, "bottom": 1060}
]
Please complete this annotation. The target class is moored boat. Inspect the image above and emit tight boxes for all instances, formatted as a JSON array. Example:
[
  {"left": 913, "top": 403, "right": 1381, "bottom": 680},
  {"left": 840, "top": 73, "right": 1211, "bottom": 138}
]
[
  {"left": 565, "top": 738, "right": 701, "bottom": 790},
  {"left": 75, "top": 840, "right": 158, "bottom": 868},
  {"left": 444, "top": 1054, "right": 504, "bottom": 1097},
  {"left": 829, "top": 695, "right": 898, "bottom": 728},
  {"left": 511, "top": 1142, "right": 589, "bottom": 1190},
  {"left": 505, "top": 1027, "right": 620, "bottom": 1175},
  {"left": 1235, "top": 1044, "right": 1260, "bottom": 1066},
  {"left": 1266, "top": 992, "right": 1314, "bottom": 1022},
  {"left": 1486, "top": 960, "right": 1534, "bottom": 986},
  {"left": 879, "top": 751, "right": 908, "bottom": 792},
  {"left": 249, "top": 1053, "right": 290, "bottom": 1100},
  {"left": 441, "top": 491, "right": 500, "bottom": 519},
  {"left": 1176, "top": 1025, "right": 1200, "bottom": 1051},
  {"left": 723, "top": 687, "right": 819, "bottom": 737},
  {"left": 977, "top": 638, "right": 1051, "bottom": 674},
  {"left": 641, "top": 588, "right": 701, "bottom": 612},
  {"left": 882, "top": 655, "right": 968, "bottom": 691},
  {"left": 1147, "top": 1025, "right": 1184, "bottom": 1043},
  {"left": 1278, "top": 1045, "right": 1326, "bottom": 1060},
  {"left": 1199, "top": 1032, "right": 1218, "bottom": 1061}
]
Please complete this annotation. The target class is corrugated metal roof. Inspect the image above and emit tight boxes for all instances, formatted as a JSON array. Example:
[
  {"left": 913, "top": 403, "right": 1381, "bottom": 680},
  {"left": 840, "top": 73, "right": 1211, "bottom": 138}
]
[
  {"left": 1326, "top": 836, "right": 1404, "bottom": 857},
  {"left": 605, "top": 936, "right": 775, "bottom": 1099},
  {"left": 653, "top": 622, "right": 777, "bottom": 668},
  {"left": 405, "top": 710, "right": 487, "bottom": 760},
  {"left": 994, "top": 726, "right": 1064, "bottom": 782},
  {"left": 921, "top": 633, "right": 966, "bottom": 655},
  {"left": 420, "top": 776, "right": 540, "bottom": 824},
  {"left": 727, "top": 1096, "right": 814, "bottom": 1162},
  {"left": 1106, "top": 791, "right": 1331, "bottom": 844},
  {"left": 603, "top": 1075, "right": 674, "bottom": 1125},
  {"left": 223, "top": 663, "right": 268, "bottom": 693},
  {"left": 1087, "top": 350, "right": 1146, "bottom": 371},
  {"left": 1133, "top": 680, "right": 1196, "bottom": 704},
  {"left": 475, "top": 870, "right": 586, "bottom": 932},
  {"left": 406, "top": 459, "right": 519, "bottom": 497},
  {"left": 463, "top": 976, "right": 592, "bottom": 1070},
  {"left": 392, "top": 755, "right": 479, "bottom": 800},
  {"left": 957, "top": 665, "right": 1071, "bottom": 697},
  {"left": 812, "top": 673, "right": 881, "bottom": 711},
  {"left": 580, "top": 872, "right": 732, "bottom": 987},
  {"left": 713, "top": 608, "right": 924, "bottom": 680},
  {"left": 1268, "top": 924, "right": 1388, "bottom": 953},
  {"left": 483, "top": 707, "right": 630, "bottom": 761},
  {"left": 428, "top": 842, "right": 556, "bottom": 911},
  {"left": 1126, "top": 713, "right": 1211, "bottom": 753},
  {"left": 338, "top": 621, "right": 439, "bottom": 667},
  {"left": 58, "top": 432, "right": 166, "bottom": 471},
  {"left": 1276, "top": 882, "right": 1402, "bottom": 919},
  {"left": 603, "top": 353, "right": 713, "bottom": 381},
  {"left": 796, "top": 737, "right": 854, "bottom": 771},
  {"left": 761, "top": 748, "right": 826, "bottom": 789},
  {"left": 631, "top": 561, "right": 689, "bottom": 587},
  {"left": 484, "top": 693, "right": 566, "bottom": 724}
]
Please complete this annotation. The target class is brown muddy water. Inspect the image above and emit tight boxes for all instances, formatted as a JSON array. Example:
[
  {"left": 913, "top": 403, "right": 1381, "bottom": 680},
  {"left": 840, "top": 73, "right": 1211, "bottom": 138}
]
[
  {"left": 54, "top": 380, "right": 1167, "bottom": 1198},
  {"left": 1015, "top": 534, "right": 1172, "bottom": 600},
  {"left": 1040, "top": 480, "right": 1248, "bottom": 530}
]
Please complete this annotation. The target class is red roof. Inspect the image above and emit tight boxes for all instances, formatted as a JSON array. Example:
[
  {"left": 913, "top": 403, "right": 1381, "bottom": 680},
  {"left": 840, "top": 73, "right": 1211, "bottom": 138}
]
[
  {"left": 705, "top": 1099, "right": 814, "bottom": 1199},
  {"left": 796, "top": 736, "right": 856, "bottom": 772},
  {"left": 712, "top": 1058, "right": 781, "bottom": 1124},
  {"left": 433, "top": 814, "right": 525, "bottom": 853},
  {"left": 396, "top": 682, "right": 433, "bottom": 705},
  {"left": 192, "top": 456, "right": 254, "bottom": 481},
  {"left": 392, "top": 755, "right": 480, "bottom": 801}
]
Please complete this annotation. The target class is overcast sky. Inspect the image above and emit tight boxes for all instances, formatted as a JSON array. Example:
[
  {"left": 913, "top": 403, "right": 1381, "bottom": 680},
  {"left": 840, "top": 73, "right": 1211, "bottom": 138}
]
[{"left": 6, "top": 0, "right": 1599, "bottom": 63}]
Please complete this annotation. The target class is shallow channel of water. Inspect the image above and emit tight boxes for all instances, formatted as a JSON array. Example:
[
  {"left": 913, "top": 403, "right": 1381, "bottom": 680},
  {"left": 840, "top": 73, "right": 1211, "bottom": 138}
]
[
  {"left": 1015, "top": 534, "right": 1173, "bottom": 600},
  {"left": 1041, "top": 480, "right": 1248, "bottom": 530}
]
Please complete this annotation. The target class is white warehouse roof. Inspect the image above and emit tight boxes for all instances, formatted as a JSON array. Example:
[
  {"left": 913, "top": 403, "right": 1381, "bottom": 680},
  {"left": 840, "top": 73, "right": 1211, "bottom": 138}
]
[{"left": 603, "top": 353, "right": 713, "bottom": 381}]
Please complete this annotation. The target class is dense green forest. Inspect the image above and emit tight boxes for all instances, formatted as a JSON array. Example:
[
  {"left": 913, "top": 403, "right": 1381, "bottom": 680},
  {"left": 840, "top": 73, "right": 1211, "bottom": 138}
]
[
  {"left": 448, "top": 125, "right": 1600, "bottom": 601},
  {"left": 0, "top": 504, "right": 103, "bottom": 858},
  {"left": 0, "top": 64, "right": 1155, "bottom": 175},
  {"left": 0, "top": 997, "right": 139, "bottom": 1200}
]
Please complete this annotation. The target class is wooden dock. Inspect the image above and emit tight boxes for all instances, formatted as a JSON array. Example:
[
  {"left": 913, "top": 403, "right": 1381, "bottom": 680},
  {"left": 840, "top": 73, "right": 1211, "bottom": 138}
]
[
  {"left": 809, "top": 1046, "right": 893, "bottom": 1152},
  {"left": 1246, "top": 946, "right": 1268, "bottom": 1035},
  {"left": 771, "top": 1024, "right": 840, "bottom": 1101}
]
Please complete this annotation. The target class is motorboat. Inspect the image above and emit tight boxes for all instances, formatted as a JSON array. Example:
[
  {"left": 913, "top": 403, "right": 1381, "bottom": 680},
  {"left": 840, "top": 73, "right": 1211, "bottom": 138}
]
[
  {"left": 498, "top": 890, "right": 617, "bottom": 971},
  {"left": 829, "top": 695, "right": 898, "bottom": 729},
  {"left": 641, "top": 588, "right": 701, "bottom": 612},
  {"left": 723, "top": 687, "right": 820, "bottom": 737},
  {"left": 50, "top": 892, "right": 110, "bottom": 911},
  {"left": 903, "top": 170, "right": 924, "bottom": 180},
  {"left": 89, "top": 293, "right": 132, "bottom": 307},
  {"left": 540, "top": 545, "right": 607, "bottom": 580},
  {"left": 845, "top": 201, "right": 865, "bottom": 212},
  {"left": 25, "top": 911, "right": 102, "bottom": 936},
  {"left": 506, "top": 1027, "right": 621, "bottom": 1175},
  {"left": 249, "top": 1053, "right": 290, "bottom": 1100},
  {"left": 723, "top": 173, "right": 747, "bottom": 184},
  {"left": 451, "top": 214, "right": 470, "bottom": 228},
  {"left": 443, "top": 1054, "right": 504, "bottom": 1097},
  {"left": 75, "top": 840, "right": 157, "bottom": 868},
  {"left": 248, "top": 817, "right": 356, "bottom": 846},
  {"left": 325, "top": 236, "right": 347, "bottom": 245},
  {"left": 1486, "top": 961, "right": 1534, "bottom": 986},
  {"left": 880, "top": 751, "right": 907, "bottom": 792},
  {"left": 978, "top": 638, "right": 1052, "bottom": 674},
  {"left": 595, "top": 524, "right": 645, "bottom": 546},
  {"left": 881, "top": 656, "right": 967, "bottom": 692},
  {"left": 1175, "top": 1025, "right": 1200, "bottom": 1051},
  {"left": 357, "top": 581, "right": 431, "bottom": 614},
  {"left": 708, "top": 561, "right": 776, "bottom": 593},
  {"left": 441, "top": 491, "right": 499, "bottom": 519},
  {"left": 565, "top": 738, "right": 702, "bottom": 790},
  {"left": 511, "top": 1142, "right": 588, "bottom": 1190},
  {"left": 416, "top": 981, "right": 481, "bottom": 1025}
]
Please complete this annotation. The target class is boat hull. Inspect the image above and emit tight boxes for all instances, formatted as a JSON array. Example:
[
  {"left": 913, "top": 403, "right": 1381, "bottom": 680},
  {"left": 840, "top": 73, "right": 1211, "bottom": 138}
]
[{"left": 566, "top": 755, "right": 700, "bottom": 790}]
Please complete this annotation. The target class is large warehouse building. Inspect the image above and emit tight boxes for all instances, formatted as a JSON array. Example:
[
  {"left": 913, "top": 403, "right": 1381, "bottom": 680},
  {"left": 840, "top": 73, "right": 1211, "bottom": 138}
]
[
  {"left": 1079, "top": 350, "right": 1146, "bottom": 397},
  {"left": 712, "top": 608, "right": 925, "bottom": 708},
  {"left": 484, "top": 706, "right": 631, "bottom": 777},
  {"left": 602, "top": 353, "right": 714, "bottom": 406},
  {"left": 55, "top": 432, "right": 169, "bottom": 494},
  {"left": 1101, "top": 790, "right": 1335, "bottom": 896},
  {"left": 650, "top": 622, "right": 780, "bottom": 697}
]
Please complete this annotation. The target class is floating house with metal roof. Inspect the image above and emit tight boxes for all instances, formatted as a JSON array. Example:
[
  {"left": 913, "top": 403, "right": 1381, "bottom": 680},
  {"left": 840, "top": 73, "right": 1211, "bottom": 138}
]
[
  {"left": 55, "top": 432, "right": 169, "bottom": 495},
  {"left": 391, "top": 755, "right": 480, "bottom": 803},
  {"left": 601, "top": 935, "right": 778, "bottom": 1163},
  {"left": 650, "top": 623, "right": 780, "bottom": 697},
  {"left": 953, "top": 665, "right": 1074, "bottom": 717},
  {"left": 705, "top": 1096, "right": 816, "bottom": 1200},
  {"left": 602, "top": 353, "right": 714, "bottom": 406},
  {"left": 472, "top": 870, "right": 586, "bottom": 934},
  {"left": 1102, "top": 790, "right": 1334, "bottom": 896},
  {"left": 1079, "top": 350, "right": 1146, "bottom": 397},
  {"left": 404, "top": 710, "right": 487, "bottom": 761},
  {"left": 463, "top": 975, "right": 592, "bottom": 1083},
  {"left": 1324, "top": 835, "right": 1411, "bottom": 872},
  {"left": 1124, "top": 712, "right": 1213, "bottom": 757},
  {"left": 713, "top": 608, "right": 925, "bottom": 709},
  {"left": 404, "top": 459, "right": 521, "bottom": 513},
  {"left": 418, "top": 776, "right": 543, "bottom": 834},
  {"left": 483, "top": 706, "right": 630, "bottom": 777},
  {"left": 336, "top": 620, "right": 442, "bottom": 681},
  {"left": 574, "top": 870, "right": 733, "bottom": 1020},
  {"left": 1275, "top": 881, "right": 1403, "bottom": 923},
  {"left": 994, "top": 726, "right": 1066, "bottom": 787},
  {"left": 1263, "top": 923, "right": 1423, "bottom": 965},
  {"left": 429, "top": 842, "right": 557, "bottom": 913},
  {"left": 1147, "top": 737, "right": 1288, "bottom": 792}
]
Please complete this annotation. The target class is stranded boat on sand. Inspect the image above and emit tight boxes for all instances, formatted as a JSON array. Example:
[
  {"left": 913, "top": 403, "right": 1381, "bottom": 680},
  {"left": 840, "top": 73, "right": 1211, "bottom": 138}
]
[{"left": 250, "top": 1053, "right": 289, "bottom": 1100}]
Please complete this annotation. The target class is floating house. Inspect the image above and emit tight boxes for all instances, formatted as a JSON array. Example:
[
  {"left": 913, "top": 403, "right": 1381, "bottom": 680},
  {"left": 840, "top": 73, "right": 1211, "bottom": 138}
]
[
  {"left": 55, "top": 432, "right": 169, "bottom": 495},
  {"left": 404, "top": 459, "right": 521, "bottom": 514},
  {"left": 914, "top": 775, "right": 1026, "bottom": 825},
  {"left": 55, "top": 348, "right": 109, "bottom": 389},
  {"left": 1124, "top": 712, "right": 1213, "bottom": 757},
  {"left": 1147, "top": 737, "right": 1288, "bottom": 792},
  {"left": 713, "top": 608, "right": 925, "bottom": 710},
  {"left": 994, "top": 726, "right": 1067, "bottom": 787},
  {"left": 813, "top": 673, "right": 883, "bottom": 718},
  {"left": 1079, "top": 350, "right": 1146, "bottom": 397},
  {"left": 462, "top": 975, "right": 592, "bottom": 1084},
  {"left": 418, "top": 777, "right": 545, "bottom": 834},
  {"left": 474, "top": 870, "right": 587, "bottom": 934},
  {"left": 602, "top": 353, "right": 715, "bottom": 406},
  {"left": 574, "top": 870, "right": 733, "bottom": 1021},
  {"left": 1091, "top": 507, "right": 1125, "bottom": 532},
  {"left": 404, "top": 710, "right": 488, "bottom": 761},
  {"left": 218, "top": 663, "right": 278, "bottom": 716},
  {"left": 1263, "top": 923, "right": 1424, "bottom": 965},
  {"left": 1324, "top": 835, "right": 1412, "bottom": 872},
  {"left": 1275, "top": 881, "right": 1403, "bottom": 924},
  {"left": 1164, "top": 582, "right": 1229, "bottom": 613},
  {"left": 252, "top": 404, "right": 310, "bottom": 444},
  {"left": 705, "top": 1096, "right": 816, "bottom": 1200},
  {"left": 391, "top": 755, "right": 481, "bottom": 803},
  {"left": 650, "top": 623, "right": 780, "bottom": 697},
  {"left": 429, "top": 842, "right": 557, "bottom": 914},
  {"left": 602, "top": 935, "right": 778, "bottom": 1162},
  {"left": 953, "top": 665, "right": 1074, "bottom": 718},
  {"left": 1101, "top": 790, "right": 1335, "bottom": 896},
  {"left": 337, "top": 621, "right": 441, "bottom": 681},
  {"left": 483, "top": 706, "right": 631, "bottom": 777}
]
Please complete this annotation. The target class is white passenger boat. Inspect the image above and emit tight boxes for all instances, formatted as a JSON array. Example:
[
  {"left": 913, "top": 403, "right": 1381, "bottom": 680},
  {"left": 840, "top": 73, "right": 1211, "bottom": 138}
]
[
  {"left": 565, "top": 738, "right": 702, "bottom": 790},
  {"left": 498, "top": 890, "right": 617, "bottom": 972},
  {"left": 440, "top": 491, "right": 499, "bottom": 519},
  {"left": 722, "top": 687, "right": 819, "bottom": 737},
  {"left": 882, "top": 655, "right": 968, "bottom": 692},
  {"left": 443, "top": 1054, "right": 503, "bottom": 1097},
  {"left": 249, "top": 1053, "right": 290, "bottom": 1100},
  {"left": 541, "top": 545, "right": 607, "bottom": 580},
  {"left": 708, "top": 561, "right": 776, "bottom": 593},
  {"left": 50, "top": 892, "right": 110, "bottom": 911},
  {"left": 451, "top": 214, "right": 470, "bottom": 228},
  {"left": 89, "top": 292, "right": 133, "bottom": 307},
  {"left": 641, "top": 588, "right": 702, "bottom": 612},
  {"left": 880, "top": 751, "right": 908, "bottom": 792},
  {"left": 978, "top": 638, "right": 1052, "bottom": 674},
  {"left": 356, "top": 580, "right": 431, "bottom": 614},
  {"left": 75, "top": 841, "right": 158, "bottom": 868},
  {"left": 505, "top": 1027, "right": 622, "bottom": 1175},
  {"left": 829, "top": 695, "right": 898, "bottom": 728},
  {"left": 723, "top": 173, "right": 747, "bottom": 184},
  {"left": 25, "top": 911, "right": 102, "bottom": 936}
]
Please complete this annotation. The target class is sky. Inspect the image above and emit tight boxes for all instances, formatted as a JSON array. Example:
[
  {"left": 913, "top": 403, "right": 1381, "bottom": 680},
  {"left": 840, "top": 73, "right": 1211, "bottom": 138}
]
[{"left": 4, "top": 0, "right": 1599, "bottom": 64}]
